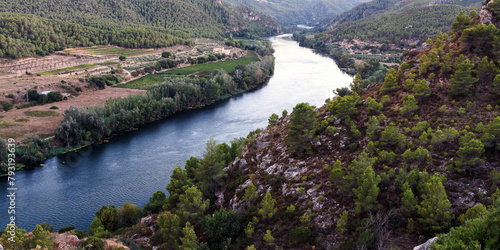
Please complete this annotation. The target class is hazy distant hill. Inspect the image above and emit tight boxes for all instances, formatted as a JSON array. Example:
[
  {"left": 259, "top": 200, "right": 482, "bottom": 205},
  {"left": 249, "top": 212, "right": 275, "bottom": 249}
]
[
  {"left": 225, "top": 0, "right": 371, "bottom": 25},
  {"left": 322, "top": 0, "right": 482, "bottom": 29},
  {"left": 318, "top": 0, "right": 481, "bottom": 45}
]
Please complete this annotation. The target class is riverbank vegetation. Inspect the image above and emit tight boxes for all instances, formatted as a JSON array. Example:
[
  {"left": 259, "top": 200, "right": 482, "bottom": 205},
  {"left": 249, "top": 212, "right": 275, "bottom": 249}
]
[{"left": 54, "top": 56, "right": 274, "bottom": 147}]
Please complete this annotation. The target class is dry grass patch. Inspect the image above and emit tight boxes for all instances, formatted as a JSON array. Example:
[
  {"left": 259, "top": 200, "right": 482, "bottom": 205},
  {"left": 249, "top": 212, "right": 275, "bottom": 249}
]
[{"left": 24, "top": 111, "right": 59, "bottom": 117}]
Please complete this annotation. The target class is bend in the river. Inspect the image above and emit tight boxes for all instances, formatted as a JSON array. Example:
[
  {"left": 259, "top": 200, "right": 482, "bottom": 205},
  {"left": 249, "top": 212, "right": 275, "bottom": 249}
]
[{"left": 0, "top": 35, "right": 352, "bottom": 231}]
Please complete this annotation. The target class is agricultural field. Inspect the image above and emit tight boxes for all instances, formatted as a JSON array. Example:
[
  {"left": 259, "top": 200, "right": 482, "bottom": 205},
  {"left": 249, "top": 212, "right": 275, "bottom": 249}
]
[
  {"left": 38, "top": 62, "right": 118, "bottom": 75},
  {"left": 114, "top": 75, "right": 191, "bottom": 90},
  {"left": 64, "top": 46, "right": 156, "bottom": 57},
  {"left": 164, "top": 51, "right": 258, "bottom": 75},
  {"left": 116, "top": 51, "right": 259, "bottom": 90}
]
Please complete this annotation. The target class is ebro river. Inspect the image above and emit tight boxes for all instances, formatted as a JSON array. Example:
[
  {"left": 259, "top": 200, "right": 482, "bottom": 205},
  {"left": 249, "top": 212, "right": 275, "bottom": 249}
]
[{"left": 0, "top": 35, "right": 352, "bottom": 231}]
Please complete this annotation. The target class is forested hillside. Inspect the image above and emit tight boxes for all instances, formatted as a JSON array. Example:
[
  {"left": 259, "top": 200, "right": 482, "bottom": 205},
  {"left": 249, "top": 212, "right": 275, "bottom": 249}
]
[
  {"left": 88, "top": 1, "right": 500, "bottom": 249},
  {"left": 225, "top": 0, "right": 370, "bottom": 25},
  {"left": 318, "top": 0, "right": 481, "bottom": 46},
  {"left": 0, "top": 0, "right": 280, "bottom": 58}
]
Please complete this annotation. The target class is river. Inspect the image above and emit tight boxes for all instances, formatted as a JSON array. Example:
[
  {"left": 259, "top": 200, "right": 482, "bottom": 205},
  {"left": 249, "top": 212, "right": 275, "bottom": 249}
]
[{"left": 0, "top": 35, "right": 352, "bottom": 231}]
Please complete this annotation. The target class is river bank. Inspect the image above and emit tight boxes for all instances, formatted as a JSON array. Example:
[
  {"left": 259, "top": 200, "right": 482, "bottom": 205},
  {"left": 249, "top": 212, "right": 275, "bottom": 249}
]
[{"left": 0, "top": 35, "right": 352, "bottom": 231}]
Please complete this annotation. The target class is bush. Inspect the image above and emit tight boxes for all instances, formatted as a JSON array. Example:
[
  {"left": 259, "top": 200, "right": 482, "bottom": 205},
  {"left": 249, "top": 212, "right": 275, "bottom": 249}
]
[
  {"left": 75, "top": 87, "right": 82, "bottom": 92},
  {"left": 58, "top": 225, "right": 75, "bottom": 233},
  {"left": 2, "top": 102, "right": 13, "bottom": 111},
  {"left": 119, "top": 55, "right": 126, "bottom": 61},
  {"left": 50, "top": 106, "right": 59, "bottom": 109},
  {"left": 47, "top": 92, "right": 63, "bottom": 102},
  {"left": 289, "top": 227, "right": 312, "bottom": 245},
  {"left": 82, "top": 236, "right": 105, "bottom": 250}
]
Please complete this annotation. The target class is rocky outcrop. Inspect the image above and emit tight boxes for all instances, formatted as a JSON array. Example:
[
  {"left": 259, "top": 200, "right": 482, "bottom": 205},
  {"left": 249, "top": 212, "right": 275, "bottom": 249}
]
[
  {"left": 53, "top": 232, "right": 83, "bottom": 250},
  {"left": 413, "top": 237, "right": 438, "bottom": 250}
]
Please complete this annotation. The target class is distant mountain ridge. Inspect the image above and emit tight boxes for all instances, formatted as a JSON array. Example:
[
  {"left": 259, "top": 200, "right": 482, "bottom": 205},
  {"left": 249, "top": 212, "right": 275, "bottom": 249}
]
[
  {"left": 322, "top": 0, "right": 482, "bottom": 29},
  {"left": 225, "top": 0, "right": 371, "bottom": 25},
  {"left": 317, "top": 0, "right": 482, "bottom": 46}
]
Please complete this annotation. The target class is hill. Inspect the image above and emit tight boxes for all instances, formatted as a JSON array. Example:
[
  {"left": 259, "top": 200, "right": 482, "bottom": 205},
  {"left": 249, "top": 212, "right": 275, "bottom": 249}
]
[
  {"left": 318, "top": 0, "right": 481, "bottom": 46},
  {"left": 4, "top": 1, "right": 500, "bottom": 249},
  {"left": 225, "top": 0, "right": 370, "bottom": 25},
  {"left": 0, "top": 0, "right": 280, "bottom": 58},
  {"left": 107, "top": 1, "right": 500, "bottom": 249}
]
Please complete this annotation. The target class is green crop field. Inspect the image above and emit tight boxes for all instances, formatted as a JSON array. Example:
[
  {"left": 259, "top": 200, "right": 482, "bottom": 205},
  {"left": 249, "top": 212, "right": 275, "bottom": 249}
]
[
  {"left": 164, "top": 50, "right": 259, "bottom": 76},
  {"left": 114, "top": 75, "right": 192, "bottom": 90},
  {"left": 117, "top": 51, "right": 259, "bottom": 89}
]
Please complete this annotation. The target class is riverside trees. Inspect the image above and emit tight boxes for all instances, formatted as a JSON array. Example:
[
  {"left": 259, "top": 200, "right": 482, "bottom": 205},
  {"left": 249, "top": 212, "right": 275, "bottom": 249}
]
[{"left": 55, "top": 56, "right": 274, "bottom": 147}]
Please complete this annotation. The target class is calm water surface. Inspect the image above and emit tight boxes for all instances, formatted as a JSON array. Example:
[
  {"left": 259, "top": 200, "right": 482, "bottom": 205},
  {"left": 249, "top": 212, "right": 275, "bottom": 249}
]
[{"left": 0, "top": 35, "right": 352, "bottom": 231}]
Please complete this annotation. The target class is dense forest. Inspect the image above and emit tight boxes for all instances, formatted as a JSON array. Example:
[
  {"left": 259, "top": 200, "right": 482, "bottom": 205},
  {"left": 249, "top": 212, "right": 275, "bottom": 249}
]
[
  {"left": 0, "top": 13, "right": 189, "bottom": 59},
  {"left": 226, "top": 0, "right": 370, "bottom": 25},
  {"left": 319, "top": 5, "right": 479, "bottom": 46},
  {"left": 321, "top": 0, "right": 482, "bottom": 29},
  {"left": 0, "top": 0, "right": 280, "bottom": 58}
]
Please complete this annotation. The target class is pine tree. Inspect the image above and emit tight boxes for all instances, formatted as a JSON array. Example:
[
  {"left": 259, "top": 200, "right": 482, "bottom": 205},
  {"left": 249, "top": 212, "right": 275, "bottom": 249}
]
[
  {"left": 165, "top": 166, "right": 192, "bottom": 210},
  {"left": 195, "top": 139, "right": 227, "bottom": 199},
  {"left": 179, "top": 222, "right": 199, "bottom": 250},
  {"left": 493, "top": 75, "right": 500, "bottom": 95},
  {"left": 353, "top": 166, "right": 381, "bottom": 214},
  {"left": 258, "top": 192, "right": 277, "bottom": 219},
  {"left": 178, "top": 186, "right": 209, "bottom": 226},
  {"left": 285, "top": 103, "right": 318, "bottom": 157},
  {"left": 449, "top": 55, "right": 477, "bottom": 97},
  {"left": 29, "top": 224, "right": 54, "bottom": 249},
  {"left": 417, "top": 175, "right": 453, "bottom": 233},
  {"left": 380, "top": 68, "right": 399, "bottom": 93},
  {"left": 263, "top": 230, "right": 275, "bottom": 246},
  {"left": 243, "top": 183, "right": 258, "bottom": 202},
  {"left": 451, "top": 11, "right": 471, "bottom": 34},
  {"left": 400, "top": 94, "right": 419, "bottom": 116},
  {"left": 413, "top": 79, "right": 431, "bottom": 100},
  {"left": 337, "top": 211, "right": 348, "bottom": 234},
  {"left": 158, "top": 212, "right": 181, "bottom": 248},
  {"left": 477, "top": 57, "right": 496, "bottom": 84},
  {"left": 454, "top": 139, "right": 485, "bottom": 175},
  {"left": 350, "top": 73, "right": 364, "bottom": 94},
  {"left": 380, "top": 122, "right": 406, "bottom": 147},
  {"left": 401, "top": 182, "right": 418, "bottom": 216}
]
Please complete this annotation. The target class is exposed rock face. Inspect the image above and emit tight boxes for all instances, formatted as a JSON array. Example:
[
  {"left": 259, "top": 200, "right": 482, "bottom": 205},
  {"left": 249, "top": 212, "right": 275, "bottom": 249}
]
[
  {"left": 53, "top": 232, "right": 83, "bottom": 250},
  {"left": 413, "top": 237, "right": 438, "bottom": 250}
]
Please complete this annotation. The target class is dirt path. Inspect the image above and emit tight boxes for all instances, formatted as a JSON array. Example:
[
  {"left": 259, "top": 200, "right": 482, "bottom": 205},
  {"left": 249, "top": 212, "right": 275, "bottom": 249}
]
[{"left": 0, "top": 88, "right": 146, "bottom": 142}]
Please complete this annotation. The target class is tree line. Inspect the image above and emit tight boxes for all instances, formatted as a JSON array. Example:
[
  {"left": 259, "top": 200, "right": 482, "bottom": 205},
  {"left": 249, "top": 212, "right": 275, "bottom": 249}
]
[{"left": 55, "top": 56, "right": 275, "bottom": 147}]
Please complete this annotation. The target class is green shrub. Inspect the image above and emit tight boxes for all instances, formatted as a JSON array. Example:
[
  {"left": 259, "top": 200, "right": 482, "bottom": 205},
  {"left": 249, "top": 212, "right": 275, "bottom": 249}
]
[
  {"left": 82, "top": 236, "right": 105, "bottom": 250},
  {"left": 58, "top": 225, "right": 75, "bottom": 233},
  {"left": 289, "top": 227, "right": 312, "bottom": 246}
]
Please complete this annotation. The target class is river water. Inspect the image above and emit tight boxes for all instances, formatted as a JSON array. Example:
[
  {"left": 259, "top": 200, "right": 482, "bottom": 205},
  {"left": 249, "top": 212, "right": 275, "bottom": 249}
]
[{"left": 0, "top": 35, "right": 352, "bottom": 231}]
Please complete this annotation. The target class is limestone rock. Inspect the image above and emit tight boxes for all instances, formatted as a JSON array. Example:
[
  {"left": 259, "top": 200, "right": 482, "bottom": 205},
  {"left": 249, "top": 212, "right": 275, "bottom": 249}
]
[{"left": 413, "top": 237, "right": 438, "bottom": 250}]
